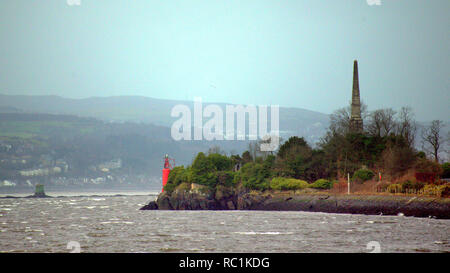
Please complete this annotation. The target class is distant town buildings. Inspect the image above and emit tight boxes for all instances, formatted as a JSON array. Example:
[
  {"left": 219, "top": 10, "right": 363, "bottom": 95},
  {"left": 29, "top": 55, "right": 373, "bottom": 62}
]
[
  {"left": 19, "top": 167, "right": 62, "bottom": 177},
  {"left": 98, "top": 158, "right": 122, "bottom": 172}
]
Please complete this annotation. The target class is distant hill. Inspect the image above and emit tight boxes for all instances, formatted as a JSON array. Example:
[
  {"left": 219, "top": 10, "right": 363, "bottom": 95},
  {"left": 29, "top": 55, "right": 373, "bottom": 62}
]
[
  {"left": 0, "top": 106, "right": 22, "bottom": 113},
  {"left": 0, "top": 94, "right": 330, "bottom": 145},
  {"left": 0, "top": 113, "right": 249, "bottom": 187}
]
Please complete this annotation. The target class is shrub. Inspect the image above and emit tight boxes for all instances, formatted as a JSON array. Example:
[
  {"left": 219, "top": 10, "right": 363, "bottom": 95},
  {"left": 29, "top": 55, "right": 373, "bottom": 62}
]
[
  {"left": 164, "top": 166, "right": 187, "bottom": 193},
  {"left": 401, "top": 180, "right": 425, "bottom": 193},
  {"left": 192, "top": 152, "right": 215, "bottom": 173},
  {"left": 270, "top": 177, "right": 309, "bottom": 191},
  {"left": 286, "top": 178, "right": 309, "bottom": 190},
  {"left": 275, "top": 136, "right": 312, "bottom": 179},
  {"left": 416, "top": 151, "right": 426, "bottom": 159},
  {"left": 415, "top": 173, "right": 437, "bottom": 184},
  {"left": 190, "top": 152, "right": 219, "bottom": 187},
  {"left": 191, "top": 172, "right": 218, "bottom": 188},
  {"left": 422, "top": 184, "right": 440, "bottom": 196},
  {"left": 269, "top": 177, "right": 285, "bottom": 190},
  {"left": 381, "top": 145, "right": 416, "bottom": 178},
  {"left": 415, "top": 158, "right": 442, "bottom": 174},
  {"left": 234, "top": 162, "right": 269, "bottom": 191},
  {"left": 422, "top": 184, "right": 450, "bottom": 197},
  {"left": 442, "top": 163, "right": 450, "bottom": 179},
  {"left": 217, "top": 171, "right": 235, "bottom": 187},
  {"left": 175, "top": 182, "right": 191, "bottom": 192},
  {"left": 208, "top": 153, "right": 233, "bottom": 171},
  {"left": 310, "top": 179, "right": 334, "bottom": 189},
  {"left": 387, "top": 184, "right": 402, "bottom": 193},
  {"left": 414, "top": 158, "right": 443, "bottom": 183},
  {"left": 352, "top": 169, "right": 375, "bottom": 184},
  {"left": 439, "top": 184, "right": 450, "bottom": 198},
  {"left": 415, "top": 181, "right": 426, "bottom": 191},
  {"left": 377, "top": 182, "right": 390, "bottom": 192}
]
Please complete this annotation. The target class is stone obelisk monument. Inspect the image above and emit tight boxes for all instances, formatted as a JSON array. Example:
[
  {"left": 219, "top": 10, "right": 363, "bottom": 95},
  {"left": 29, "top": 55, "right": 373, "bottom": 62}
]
[{"left": 350, "top": 60, "right": 363, "bottom": 132}]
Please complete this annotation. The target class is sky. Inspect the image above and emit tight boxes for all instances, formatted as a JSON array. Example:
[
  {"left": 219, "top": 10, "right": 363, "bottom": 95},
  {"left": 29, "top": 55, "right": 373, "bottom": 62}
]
[{"left": 0, "top": 0, "right": 449, "bottom": 121}]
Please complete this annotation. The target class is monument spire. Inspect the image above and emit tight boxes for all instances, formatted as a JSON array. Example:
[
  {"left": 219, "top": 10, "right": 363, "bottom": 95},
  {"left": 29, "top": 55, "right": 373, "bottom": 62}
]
[{"left": 350, "top": 60, "right": 363, "bottom": 132}]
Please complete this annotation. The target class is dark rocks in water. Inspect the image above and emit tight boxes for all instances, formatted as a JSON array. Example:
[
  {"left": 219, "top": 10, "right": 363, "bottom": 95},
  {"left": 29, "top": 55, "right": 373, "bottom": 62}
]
[
  {"left": 140, "top": 186, "right": 239, "bottom": 211},
  {"left": 26, "top": 192, "right": 52, "bottom": 198},
  {"left": 33, "top": 192, "right": 48, "bottom": 198},
  {"left": 26, "top": 184, "right": 51, "bottom": 198},
  {"left": 140, "top": 201, "right": 158, "bottom": 210},
  {"left": 156, "top": 192, "right": 174, "bottom": 210}
]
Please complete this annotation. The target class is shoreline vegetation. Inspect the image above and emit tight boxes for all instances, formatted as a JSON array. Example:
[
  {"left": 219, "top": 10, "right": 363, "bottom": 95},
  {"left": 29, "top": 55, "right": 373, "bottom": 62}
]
[
  {"left": 141, "top": 147, "right": 450, "bottom": 218},
  {"left": 142, "top": 104, "right": 449, "bottom": 219}
]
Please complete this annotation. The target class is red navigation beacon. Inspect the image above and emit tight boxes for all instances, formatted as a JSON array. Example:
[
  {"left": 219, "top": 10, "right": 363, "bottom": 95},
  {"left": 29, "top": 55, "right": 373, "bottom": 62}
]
[{"left": 162, "top": 154, "right": 174, "bottom": 192}]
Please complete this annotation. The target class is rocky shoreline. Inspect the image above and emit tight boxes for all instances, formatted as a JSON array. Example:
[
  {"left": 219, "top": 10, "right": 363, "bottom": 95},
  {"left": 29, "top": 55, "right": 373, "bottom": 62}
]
[{"left": 141, "top": 189, "right": 450, "bottom": 219}]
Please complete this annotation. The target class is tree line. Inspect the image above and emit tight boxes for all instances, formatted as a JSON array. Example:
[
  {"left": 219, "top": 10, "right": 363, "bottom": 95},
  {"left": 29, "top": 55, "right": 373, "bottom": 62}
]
[{"left": 164, "top": 104, "right": 448, "bottom": 193}]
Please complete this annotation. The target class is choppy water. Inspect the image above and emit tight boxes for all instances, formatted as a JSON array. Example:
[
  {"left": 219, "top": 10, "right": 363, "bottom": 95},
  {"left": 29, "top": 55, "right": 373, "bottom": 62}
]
[{"left": 0, "top": 193, "right": 449, "bottom": 253}]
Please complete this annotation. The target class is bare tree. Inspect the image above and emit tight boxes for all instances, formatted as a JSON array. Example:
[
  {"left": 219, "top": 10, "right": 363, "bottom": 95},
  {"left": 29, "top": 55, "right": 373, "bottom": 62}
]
[
  {"left": 395, "top": 106, "right": 417, "bottom": 148},
  {"left": 421, "top": 120, "right": 445, "bottom": 162},
  {"left": 366, "top": 108, "right": 397, "bottom": 137},
  {"left": 329, "top": 101, "right": 368, "bottom": 135},
  {"left": 329, "top": 107, "right": 351, "bottom": 135}
]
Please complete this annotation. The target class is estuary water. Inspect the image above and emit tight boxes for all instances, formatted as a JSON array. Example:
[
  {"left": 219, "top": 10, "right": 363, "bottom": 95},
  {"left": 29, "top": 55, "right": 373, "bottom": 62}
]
[{"left": 0, "top": 192, "right": 448, "bottom": 253}]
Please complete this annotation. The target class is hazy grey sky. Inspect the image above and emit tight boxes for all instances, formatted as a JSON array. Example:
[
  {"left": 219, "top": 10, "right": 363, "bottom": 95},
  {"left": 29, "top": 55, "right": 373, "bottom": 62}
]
[{"left": 0, "top": 0, "right": 448, "bottom": 121}]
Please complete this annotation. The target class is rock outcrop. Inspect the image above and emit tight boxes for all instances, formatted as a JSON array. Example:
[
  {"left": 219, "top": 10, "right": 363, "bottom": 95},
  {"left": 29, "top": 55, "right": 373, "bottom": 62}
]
[
  {"left": 140, "top": 200, "right": 158, "bottom": 210},
  {"left": 151, "top": 185, "right": 238, "bottom": 210},
  {"left": 26, "top": 184, "right": 51, "bottom": 198},
  {"left": 140, "top": 189, "right": 450, "bottom": 219}
]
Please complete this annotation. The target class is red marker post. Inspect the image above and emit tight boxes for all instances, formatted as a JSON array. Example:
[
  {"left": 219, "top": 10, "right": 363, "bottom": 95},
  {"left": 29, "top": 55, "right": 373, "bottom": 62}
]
[{"left": 161, "top": 154, "right": 174, "bottom": 192}]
